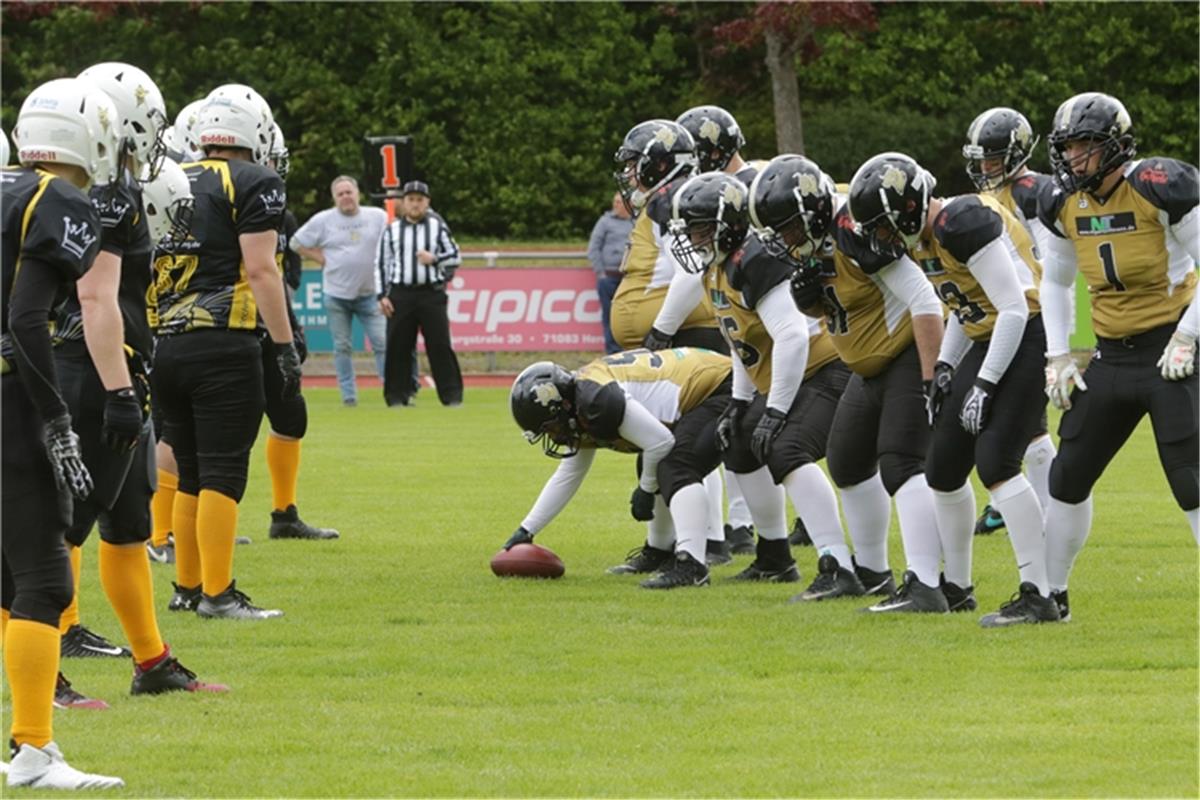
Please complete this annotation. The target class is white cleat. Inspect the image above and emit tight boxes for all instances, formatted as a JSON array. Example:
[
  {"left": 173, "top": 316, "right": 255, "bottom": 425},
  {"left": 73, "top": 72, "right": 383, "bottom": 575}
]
[{"left": 6, "top": 742, "right": 124, "bottom": 790}]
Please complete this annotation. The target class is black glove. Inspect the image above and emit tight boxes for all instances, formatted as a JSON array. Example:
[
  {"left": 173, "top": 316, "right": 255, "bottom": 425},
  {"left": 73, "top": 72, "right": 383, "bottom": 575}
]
[
  {"left": 959, "top": 377, "right": 996, "bottom": 435},
  {"left": 503, "top": 526, "right": 534, "bottom": 550},
  {"left": 43, "top": 415, "right": 93, "bottom": 501},
  {"left": 716, "top": 398, "right": 749, "bottom": 452},
  {"left": 630, "top": 486, "right": 656, "bottom": 521},
  {"left": 789, "top": 260, "right": 825, "bottom": 310},
  {"left": 101, "top": 387, "right": 143, "bottom": 452},
  {"left": 275, "top": 341, "right": 302, "bottom": 401},
  {"left": 642, "top": 326, "right": 673, "bottom": 351},
  {"left": 750, "top": 406, "right": 787, "bottom": 463},
  {"left": 923, "top": 361, "right": 955, "bottom": 429}
]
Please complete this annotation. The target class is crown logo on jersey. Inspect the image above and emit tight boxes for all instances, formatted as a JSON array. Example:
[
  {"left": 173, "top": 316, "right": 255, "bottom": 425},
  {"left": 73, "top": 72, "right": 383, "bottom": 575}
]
[
  {"left": 698, "top": 119, "right": 721, "bottom": 145},
  {"left": 881, "top": 165, "right": 907, "bottom": 193},
  {"left": 60, "top": 216, "right": 98, "bottom": 259},
  {"left": 532, "top": 382, "right": 561, "bottom": 408},
  {"left": 652, "top": 127, "right": 677, "bottom": 149},
  {"left": 259, "top": 188, "right": 286, "bottom": 215}
]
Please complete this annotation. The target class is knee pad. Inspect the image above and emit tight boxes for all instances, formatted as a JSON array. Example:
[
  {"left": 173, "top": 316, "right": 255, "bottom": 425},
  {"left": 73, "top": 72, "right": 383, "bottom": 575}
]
[
  {"left": 1165, "top": 463, "right": 1199, "bottom": 511},
  {"left": 1048, "top": 457, "right": 1091, "bottom": 505},
  {"left": 198, "top": 453, "right": 251, "bottom": 502},
  {"left": 265, "top": 394, "right": 308, "bottom": 439},
  {"left": 9, "top": 560, "right": 74, "bottom": 627},
  {"left": 975, "top": 449, "right": 1023, "bottom": 490},
  {"left": 658, "top": 459, "right": 704, "bottom": 505},
  {"left": 879, "top": 452, "right": 924, "bottom": 496},
  {"left": 63, "top": 502, "right": 100, "bottom": 548}
]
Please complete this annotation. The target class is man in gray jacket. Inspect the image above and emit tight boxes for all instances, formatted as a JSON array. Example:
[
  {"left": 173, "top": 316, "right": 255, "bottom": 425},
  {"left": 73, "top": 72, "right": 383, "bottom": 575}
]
[{"left": 587, "top": 192, "right": 633, "bottom": 353}]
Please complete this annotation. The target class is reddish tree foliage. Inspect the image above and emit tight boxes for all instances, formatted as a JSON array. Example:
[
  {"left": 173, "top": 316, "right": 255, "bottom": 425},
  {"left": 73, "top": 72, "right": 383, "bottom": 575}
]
[{"left": 712, "top": 1, "right": 877, "bottom": 62}]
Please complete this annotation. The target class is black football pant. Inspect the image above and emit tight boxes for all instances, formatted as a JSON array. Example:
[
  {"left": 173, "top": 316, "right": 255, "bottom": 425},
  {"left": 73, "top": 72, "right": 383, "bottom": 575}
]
[
  {"left": 638, "top": 379, "right": 732, "bottom": 503},
  {"left": 673, "top": 326, "right": 730, "bottom": 356},
  {"left": 260, "top": 337, "right": 308, "bottom": 439},
  {"left": 384, "top": 286, "right": 462, "bottom": 406}
]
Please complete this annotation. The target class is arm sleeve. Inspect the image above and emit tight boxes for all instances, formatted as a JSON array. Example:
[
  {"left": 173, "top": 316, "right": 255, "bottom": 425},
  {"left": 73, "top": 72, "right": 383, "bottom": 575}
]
[
  {"left": 518, "top": 448, "right": 596, "bottom": 535},
  {"left": 617, "top": 397, "right": 675, "bottom": 493},
  {"left": 1169, "top": 204, "right": 1199, "bottom": 264},
  {"left": 876, "top": 255, "right": 943, "bottom": 317},
  {"left": 9, "top": 259, "right": 70, "bottom": 419},
  {"left": 731, "top": 351, "right": 755, "bottom": 402},
  {"left": 651, "top": 268, "right": 705, "bottom": 336},
  {"left": 968, "top": 238, "right": 1028, "bottom": 383},
  {"left": 936, "top": 315, "right": 974, "bottom": 369},
  {"left": 1039, "top": 231, "right": 1079, "bottom": 356},
  {"left": 757, "top": 281, "right": 809, "bottom": 412}
]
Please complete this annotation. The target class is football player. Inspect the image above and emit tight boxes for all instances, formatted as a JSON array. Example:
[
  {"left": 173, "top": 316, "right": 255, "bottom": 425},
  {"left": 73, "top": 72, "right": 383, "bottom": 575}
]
[
  {"left": 1039, "top": 93, "right": 1198, "bottom": 618},
  {"left": 752, "top": 155, "right": 948, "bottom": 610},
  {"left": 2, "top": 77, "right": 123, "bottom": 790},
  {"left": 669, "top": 171, "right": 854, "bottom": 595},
  {"left": 962, "top": 107, "right": 1060, "bottom": 536},
  {"left": 850, "top": 152, "right": 1058, "bottom": 627},
  {"left": 152, "top": 83, "right": 299, "bottom": 619},
  {"left": 505, "top": 348, "right": 733, "bottom": 588}
]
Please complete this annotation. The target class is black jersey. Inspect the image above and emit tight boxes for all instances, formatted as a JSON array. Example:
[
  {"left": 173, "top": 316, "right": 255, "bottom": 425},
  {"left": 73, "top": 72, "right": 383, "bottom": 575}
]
[
  {"left": 153, "top": 157, "right": 286, "bottom": 336},
  {"left": 53, "top": 172, "right": 155, "bottom": 358}
]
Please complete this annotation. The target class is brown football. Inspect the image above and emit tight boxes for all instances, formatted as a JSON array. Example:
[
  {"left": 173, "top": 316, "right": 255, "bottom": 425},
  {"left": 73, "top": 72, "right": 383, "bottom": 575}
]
[{"left": 490, "top": 543, "right": 565, "bottom": 579}]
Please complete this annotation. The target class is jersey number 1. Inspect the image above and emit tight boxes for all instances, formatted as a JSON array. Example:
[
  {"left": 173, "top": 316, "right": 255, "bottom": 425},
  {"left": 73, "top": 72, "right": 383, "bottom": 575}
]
[{"left": 1097, "top": 242, "right": 1126, "bottom": 291}]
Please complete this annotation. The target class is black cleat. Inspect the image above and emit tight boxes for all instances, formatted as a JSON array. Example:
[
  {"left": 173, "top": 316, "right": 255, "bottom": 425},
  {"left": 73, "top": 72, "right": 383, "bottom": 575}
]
[
  {"left": 865, "top": 570, "right": 949, "bottom": 613},
  {"left": 60, "top": 625, "right": 130, "bottom": 659},
  {"left": 979, "top": 582, "right": 1062, "bottom": 628},
  {"left": 788, "top": 517, "right": 813, "bottom": 547},
  {"left": 607, "top": 542, "right": 673, "bottom": 575},
  {"left": 269, "top": 505, "right": 339, "bottom": 540},
  {"left": 1051, "top": 589, "right": 1071, "bottom": 622},
  {"left": 974, "top": 504, "right": 1007, "bottom": 535},
  {"left": 53, "top": 673, "right": 109, "bottom": 710},
  {"left": 853, "top": 558, "right": 896, "bottom": 597},
  {"left": 790, "top": 554, "right": 866, "bottom": 602},
  {"left": 940, "top": 574, "right": 978, "bottom": 612},
  {"left": 705, "top": 539, "right": 732, "bottom": 566},
  {"left": 639, "top": 553, "right": 710, "bottom": 589},
  {"left": 725, "top": 524, "right": 756, "bottom": 555},
  {"left": 131, "top": 652, "right": 230, "bottom": 695},
  {"left": 730, "top": 561, "right": 801, "bottom": 583},
  {"left": 168, "top": 582, "right": 202, "bottom": 612},
  {"left": 195, "top": 581, "right": 283, "bottom": 620}
]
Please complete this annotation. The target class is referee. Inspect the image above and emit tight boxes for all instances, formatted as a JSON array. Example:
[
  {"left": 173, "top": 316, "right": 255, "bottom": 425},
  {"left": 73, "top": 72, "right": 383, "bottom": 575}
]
[{"left": 376, "top": 180, "right": 463, "bottom": 407}]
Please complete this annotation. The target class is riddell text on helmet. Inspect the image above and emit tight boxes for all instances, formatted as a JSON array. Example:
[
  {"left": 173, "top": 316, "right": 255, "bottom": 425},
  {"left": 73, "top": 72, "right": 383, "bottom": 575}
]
[
  {"left": 19, "top": 150, "right": 58, "bottom": 161},
  {"left": 201, "top": 134, "right": 237, "bottom": 145}
]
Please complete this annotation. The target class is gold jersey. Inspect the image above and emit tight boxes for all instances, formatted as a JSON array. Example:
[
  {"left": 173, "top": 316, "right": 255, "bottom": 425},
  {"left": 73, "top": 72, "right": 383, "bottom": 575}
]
[
  {"left": 1040, "top": 157, "right": 1197, "bottom": 339},
  {"left": 912, "top": 193, "right": 1041, "bottom": 342}
]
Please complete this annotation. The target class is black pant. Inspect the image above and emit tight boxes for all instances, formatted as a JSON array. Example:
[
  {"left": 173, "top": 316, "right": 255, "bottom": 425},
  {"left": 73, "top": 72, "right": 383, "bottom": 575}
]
[
  {"left": 384, "top": 286, "right": 462, "bottom": 406},
  {"left": 652, "top": 383, "right": 731, "bottom": 503},
  {"left": 260, "top": 337, "right": 308, "bottom": 439}
]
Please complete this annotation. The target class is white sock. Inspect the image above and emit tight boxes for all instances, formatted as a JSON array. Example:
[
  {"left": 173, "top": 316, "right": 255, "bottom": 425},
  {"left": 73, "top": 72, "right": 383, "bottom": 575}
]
[
  {"left": 646, "top": 494, "right": 675, "bottom": 551},
  {"left": 1187, "top": 508, "right": 1199, "bottom": 544},
  {"left": 989, "top": 474, "right": 1048, "bottom": 596},
  {"left": 1023, "top": 435, "right": 1057, "bottom": 514},
  {"left": 783, "top": 464, "right": 851, "bottom": 570},
  {"left": 730, "top": 466, "right": 787, "bottom": 540},
  {"left": 704, "top": 469, "right": 724, "bottom": 542},
  {"left": 1045, "top": 495, "right": 1093, "bottom": 592},
  {"left": 725, "top": 468, "right": 754, "bottom": 529},
  {"left": 668, "top": 483, "right": 710, "bottom": 563},
  {"left": 897, "top": 474, "right": 946, "bottom": 588},
  {"left": 930, "top": 481, "right": 975, "bottom": 589},
  {"left": 838, "top": 472, "right": 891, "bottom": 573}
]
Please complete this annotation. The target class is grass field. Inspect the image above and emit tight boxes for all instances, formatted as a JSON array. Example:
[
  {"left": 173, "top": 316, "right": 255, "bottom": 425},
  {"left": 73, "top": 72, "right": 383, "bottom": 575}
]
[{"left": 8, "top": 386, "right": 1197, "bottom": 798}]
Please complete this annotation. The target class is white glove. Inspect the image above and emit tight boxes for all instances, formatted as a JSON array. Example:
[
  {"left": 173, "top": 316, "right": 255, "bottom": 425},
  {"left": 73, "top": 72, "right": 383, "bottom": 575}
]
[
  {"left": 1157, "top": 331, "right": 1197, "bottom": 381},
  {"left": 1045, "top": 353, "right": 1087, "bottom": 410}
]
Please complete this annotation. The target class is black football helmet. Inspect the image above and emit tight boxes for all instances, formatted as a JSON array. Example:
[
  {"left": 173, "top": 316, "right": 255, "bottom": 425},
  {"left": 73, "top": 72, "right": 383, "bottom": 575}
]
[
  {"left": 668, "top": 172, "right": 751, "bottom": 274},
  {"left": 1047, "top": 92, "right": 1136, "bottom": 194},
  {"left": 748, "top": 154, "right": 836, "bottom": 267},
  {"left": 613, "top": 119, "right": 697, "bottom": 214},
  {"left": 848, "top": 152, "right": 936, "bottom": 259},
  {"left": 676, "top": 105, "right": 745, "bottom": 173},
  {"left": 510, "top": 361, "right": 580, "bottom": 458},
  {"left": 962, "top": 107, "right": 1039, "bottom": 192}
]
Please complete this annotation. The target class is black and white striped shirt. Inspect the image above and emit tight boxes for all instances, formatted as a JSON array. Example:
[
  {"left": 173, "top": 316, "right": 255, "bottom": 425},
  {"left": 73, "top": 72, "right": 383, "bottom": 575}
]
[{"left": 375, "top": 209, "right": 461, "bottom": 295}]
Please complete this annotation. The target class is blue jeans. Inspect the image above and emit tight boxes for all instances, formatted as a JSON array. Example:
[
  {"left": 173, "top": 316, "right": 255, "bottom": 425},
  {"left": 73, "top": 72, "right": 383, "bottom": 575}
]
[
  {"left": 325, "top": 294, "right": 388, "bottom": 402},
  {"left": 597, "top": 273, "right": 622, "bottom": 354}
]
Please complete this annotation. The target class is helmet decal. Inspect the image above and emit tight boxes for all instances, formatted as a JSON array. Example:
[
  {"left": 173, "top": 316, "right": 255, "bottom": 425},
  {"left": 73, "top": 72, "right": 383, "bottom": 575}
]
[{"left": 532, "top": 382, "right": 562, "bottom": 408}]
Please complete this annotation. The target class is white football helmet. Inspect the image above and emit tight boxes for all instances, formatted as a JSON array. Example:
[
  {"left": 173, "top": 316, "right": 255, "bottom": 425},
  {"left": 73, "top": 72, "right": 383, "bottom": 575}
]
[
  {"left": 140, "top": 158, "right": 194, "bottom": 252},
  {"left": 1, "top": 127, "right": 10, "bottom": 167},
  {"left": 13, "top": 78, "right": 122, "bottom": 187},
  {"left": 194, "top": 84, "right": 274, "bottom": 165},
  {"left": 77, "top": 62, "right": 169, "bottom": 181},
  {"left": 269, "top": 122, "right": 289, "bottom": 179},
  {"left": 172, "top": 98, "right": 205, "bottom": 156}
]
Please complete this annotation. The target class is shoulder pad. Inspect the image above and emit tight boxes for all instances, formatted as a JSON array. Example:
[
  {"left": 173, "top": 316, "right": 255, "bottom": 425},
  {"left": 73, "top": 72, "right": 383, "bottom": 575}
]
[
  {"left": 832, "top": 205, "right": 893, "bottom": 275},
  {"left": 1126, "top": 157, "right": 1199, "bottom": 225},
  {"left": 934, "top": 196, "right": 1003, "bottom": 263},
  {"left": 645, "top": 176, "right": 688, "bottom": 227},
  {"left": 1009, "top": 173, "right": 1051, "bottom": 222},
  {"left": 575, "top": 379, "right": 626, "bottom": 441},
  {"left": 732, "top": 235, "right": 793, "bottom": 308},
  {"left": 26, "top": 178, "right": 102, "bottom": 280},
  {"left": 1036, "top": 183, "right": 1069, "bottom": 238}
]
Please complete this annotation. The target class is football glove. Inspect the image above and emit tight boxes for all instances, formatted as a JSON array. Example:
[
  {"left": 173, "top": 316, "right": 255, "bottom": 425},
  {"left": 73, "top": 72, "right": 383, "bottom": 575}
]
[
  {"left": 642, "top": 326, "right": 673, "bottom": 351},
  {"left": 503, "top": 526, "right": 534, "bottom": 550},
  {"left": 1044, "top": 354, "right": 1087, "bottom": 410},
  {"left": 923, "top": 361, "right": 955, "bottom": 429},
  {"left": 44, "top": 415, "right": 93, "bottom": 501},
  {"left": 959, "top": 378, "right": 996, "bottom": 435},
  {"left": 789, "top": 260, "right": 824, "bottom": 310},
  {"left": 630, "top": 486, "right": 656, "bottom": 522},
  {"left": 101, "top": 387, "right": 143, "bottom": 452},
  {"left": 275, "top": 341, "right": 303, "bottom": 401},
  {"left": 715, "top": 398, "right": 750, "bottom": 452},
  {"left": 750, "top": 406, "right": 787, "bottom": 463},
  {"left": 1157, "top": 330, "right": 1197, "bottom": 381}
]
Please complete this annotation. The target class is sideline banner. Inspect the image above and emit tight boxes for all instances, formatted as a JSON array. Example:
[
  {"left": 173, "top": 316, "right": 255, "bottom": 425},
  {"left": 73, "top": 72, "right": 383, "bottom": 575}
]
[{"left": 294, "top": 268, "right": 605, "bottom": 352}]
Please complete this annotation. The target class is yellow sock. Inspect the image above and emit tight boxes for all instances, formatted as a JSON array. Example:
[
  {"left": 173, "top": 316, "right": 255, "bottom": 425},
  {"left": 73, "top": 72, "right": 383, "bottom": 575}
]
[
  {"left": 99, "top": 541, "right": 164, "bottom": 663},
  {"left": 1, "top": 607, "right": 9, "bottom": 639},
  {"left": 58, "top": 544, "right": 82, "bottom": 633},
  {"left": 174, "top": 492, "right": 202, "bottom": 589},
  {"left": 5, "top": 618, "right": 59, "bottom": 748},
  {"left": 266, "top": 435, "right": 301, "bottom": 512},
  {"left": 197, "top": 489, "right": 238, "bottom": 596},
  {"left": 151, "top": 469, "right": 179, "bottom": 548}
]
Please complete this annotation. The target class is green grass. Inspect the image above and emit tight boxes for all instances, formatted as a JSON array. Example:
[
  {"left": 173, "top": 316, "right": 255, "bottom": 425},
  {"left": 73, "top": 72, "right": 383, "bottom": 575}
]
[{"left": 9, "top": 387, "right": 1197, "bottom": 798}]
